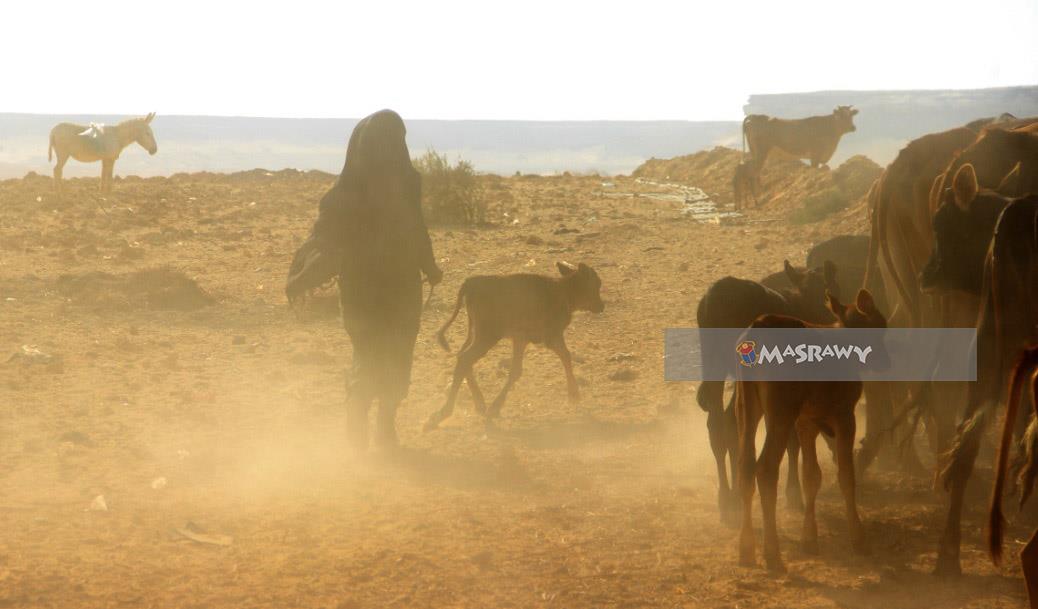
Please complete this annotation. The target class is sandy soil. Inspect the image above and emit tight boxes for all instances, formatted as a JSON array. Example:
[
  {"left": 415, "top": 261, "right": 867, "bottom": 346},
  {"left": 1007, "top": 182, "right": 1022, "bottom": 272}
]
[{"left": 0, "top": 168, "right": 1028, "bottom": 608}]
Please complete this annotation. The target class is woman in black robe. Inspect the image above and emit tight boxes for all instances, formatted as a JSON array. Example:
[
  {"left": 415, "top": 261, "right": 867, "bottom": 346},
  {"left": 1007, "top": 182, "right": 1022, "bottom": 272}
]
[{"left": 287, "top": 110, "right": 441, "bottom": 447}]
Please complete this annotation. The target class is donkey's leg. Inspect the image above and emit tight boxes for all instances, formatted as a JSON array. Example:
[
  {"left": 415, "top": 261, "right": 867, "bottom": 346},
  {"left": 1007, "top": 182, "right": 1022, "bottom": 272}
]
[
  {"left": 101, "top": 159, "right": 114, "bottom": 193},
  {"left": 53, "top": 155, "right": 68, "bottom": 194}
]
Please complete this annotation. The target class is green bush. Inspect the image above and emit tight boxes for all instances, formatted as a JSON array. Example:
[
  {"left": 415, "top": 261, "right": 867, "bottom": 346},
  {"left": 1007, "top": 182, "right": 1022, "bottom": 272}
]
[
  {"left": 791, "top": 187, "right": 850, "bottom": 224},
  {"left": 413, "top": 150, "right": 487, "bottom": 225}
]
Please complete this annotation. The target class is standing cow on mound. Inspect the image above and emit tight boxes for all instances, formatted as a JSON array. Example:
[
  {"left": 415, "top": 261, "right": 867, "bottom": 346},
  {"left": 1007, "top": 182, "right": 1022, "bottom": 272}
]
[
  {"left": 49, "top": 113, "right": 158, "bottom": 194},
  {"left": 285, "top": 109, "right": 443, "bottom": 448},
  {"left": 742, "top": 106, "right": 858, "bottom": 175}
]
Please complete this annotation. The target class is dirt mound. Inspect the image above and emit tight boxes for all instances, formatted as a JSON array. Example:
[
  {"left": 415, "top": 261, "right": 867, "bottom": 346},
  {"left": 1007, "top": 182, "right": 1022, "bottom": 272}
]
[
  {"left": 632, "top": 147, "right": 880, "bottom": 228},
  {"left": 56, "top": 268, "right": 214, "bottom": 311}
]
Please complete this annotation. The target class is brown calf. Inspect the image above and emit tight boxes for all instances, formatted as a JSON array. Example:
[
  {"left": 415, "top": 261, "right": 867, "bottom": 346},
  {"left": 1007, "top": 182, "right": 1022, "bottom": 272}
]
[
  {"left": 423, "top": 262, "right": 604, "bottom": 431},
  {"left": 732, "top": 160, "right": 760, "bottom": 209},
  {"left": 735, "top": 289, "right": 885, "bottom": 572},
  {"left": 989, "top": 346, "right": 1038, "bottom": 609},
  {"left": 742, "top": 106, "right": 858, "bottom": 173}
]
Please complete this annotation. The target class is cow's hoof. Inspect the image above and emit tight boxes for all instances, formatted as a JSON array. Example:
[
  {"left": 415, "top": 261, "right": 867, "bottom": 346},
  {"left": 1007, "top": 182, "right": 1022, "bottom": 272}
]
[
  {"left": 933, "top": 552, "right": 962, "bottom": 578},
  {"left": 567, "top": 390, "right": 581, "bottom": 404},
  {"left": 786, "top": 489, "right": 805, "bottom": 513},
  {"left": 738, "top": 553, "right": 756, "bottom": 568},
  {"left": 765, "top": 554, "right": 787, "bottom": 573},
  {"left": 802, "top": 539, "right": 819, "bottom": 555}
]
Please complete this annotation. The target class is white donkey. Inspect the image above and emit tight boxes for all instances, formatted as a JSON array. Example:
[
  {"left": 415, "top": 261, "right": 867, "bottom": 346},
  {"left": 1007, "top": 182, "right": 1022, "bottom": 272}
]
[{"left": 48, "top": 113, "right": 158, "bottom": 193}]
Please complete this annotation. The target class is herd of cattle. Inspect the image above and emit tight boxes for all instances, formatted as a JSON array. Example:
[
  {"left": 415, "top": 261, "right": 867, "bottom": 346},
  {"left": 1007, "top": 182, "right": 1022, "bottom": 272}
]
[
  {"left": 42, "top": 106, "right": 1038, "bottom": 602},
  {"left": 711, "top": 108, "right": 1038, "bottom": 601}
]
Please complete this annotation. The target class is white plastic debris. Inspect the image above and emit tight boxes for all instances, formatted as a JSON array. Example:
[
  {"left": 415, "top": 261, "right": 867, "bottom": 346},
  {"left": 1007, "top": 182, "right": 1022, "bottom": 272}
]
[
  {"left": 151, "top": 477, "right": 168, "bottom": 490},
  {"left": 87, "top": 495, "right": 108, "bottom": 512}
]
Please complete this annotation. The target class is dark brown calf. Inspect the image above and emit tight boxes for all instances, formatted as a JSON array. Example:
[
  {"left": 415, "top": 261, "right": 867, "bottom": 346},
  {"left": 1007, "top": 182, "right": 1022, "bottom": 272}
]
[
  {"left": 989, "top": 346, "right": 1038, "bottom": 609},
  {"left": 423, "top": 262, "right": 604, "bottom": 431},
  {"left": 732, "top": 160, "right": 760, "bottom": 209},
  {"left": 735, "top": 289, "right": 885, "bottom": 572}
]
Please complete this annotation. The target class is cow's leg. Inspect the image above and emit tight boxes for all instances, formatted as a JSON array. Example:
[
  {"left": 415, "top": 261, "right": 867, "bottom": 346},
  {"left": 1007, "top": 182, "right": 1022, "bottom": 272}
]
[
  {"left": 758, "top": 406, "right": 794, "bottom": 572},
  {"left": 736, "top": 386, "right": 763, "bottom": 567},
  {"left": 797, "top": 419, "right": 822, "bottom": 555},
  {"left": 707, "top": 400, "right": 734, "bottom": 523},
  {"left": 53, "top": 154, "right": 68, "bottom": 194},
  {"left": 489, "top": 339, "right": 528, "bottom": 419},
  {"left": 1020, "top": 528, "right": 1038, "bottom": 609},
  {"left": 547, "top": 335, "right": 580, "bottom": 403},
  {"left": 935, "top": 410, "right": 987, "bottom": 577},
  {"left": 858, "top": 382, "right": 891, "bottom": 478},
  {"left": 423, "top": 331, "right": 498, "bottom": 431},
  {"left": 834, "top": 410, "right": 867, "bottom": 555},
  {"left": 785, "top": 431, "right": 804, "bottom": 512}
]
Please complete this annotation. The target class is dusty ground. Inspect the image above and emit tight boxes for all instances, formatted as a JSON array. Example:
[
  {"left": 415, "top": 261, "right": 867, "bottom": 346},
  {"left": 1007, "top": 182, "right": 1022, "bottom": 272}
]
[{"left": 0, "top": 167, "right": 1028, "bottom": 608}]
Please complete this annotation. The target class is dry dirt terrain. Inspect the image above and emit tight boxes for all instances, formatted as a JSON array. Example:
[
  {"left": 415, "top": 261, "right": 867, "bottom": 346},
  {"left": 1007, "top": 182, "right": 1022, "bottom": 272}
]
[{"left": 0, "top": 164, "right": 1029, "bottom": 608}]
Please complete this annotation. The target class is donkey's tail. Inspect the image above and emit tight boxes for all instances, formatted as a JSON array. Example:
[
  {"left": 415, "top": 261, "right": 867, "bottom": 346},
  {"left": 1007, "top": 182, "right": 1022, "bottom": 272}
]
[{"left": 436, "top": 280, "right": 468, "bottom": 352}]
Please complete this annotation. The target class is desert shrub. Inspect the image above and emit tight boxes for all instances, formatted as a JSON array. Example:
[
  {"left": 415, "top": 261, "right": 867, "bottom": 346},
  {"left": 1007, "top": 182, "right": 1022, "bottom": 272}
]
[
  {"left": 413, "top": 150, "right": 486, "bottom": 225},
  {"left": 791, "top": 187, "right": 850, "bottom": 224},
  {"left": 832, "top": 155, "right": 882, "bottom": 201}
]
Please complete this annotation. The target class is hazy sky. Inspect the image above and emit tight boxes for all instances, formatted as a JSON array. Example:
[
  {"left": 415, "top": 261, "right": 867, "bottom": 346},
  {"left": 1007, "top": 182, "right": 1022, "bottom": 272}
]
[{"left": 6, "top": 0, "right": 1036, "bottom": 120}]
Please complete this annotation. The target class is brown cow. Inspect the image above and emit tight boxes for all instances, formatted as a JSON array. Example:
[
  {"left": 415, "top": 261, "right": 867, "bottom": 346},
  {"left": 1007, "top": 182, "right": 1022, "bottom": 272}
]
[
  {"left": 990, "top": 346, "right": 1038, "bottom": 608},
  {"left": 742, "top": 106, "right": 858, "bottom": 173},
  {"left": 735, "top": 289, "right": 886, "bottom": 572},
  {"left": 423, "top": 262, "right": 604, "bottom": 431},
  {"left": 924, "top": 169, "right": 1038, "bottom": 577},
  {"left": 732, "top": 160, "right": 760, "bottom": 209},
  {"left": 698, "top": 261, "right": 839, "bottom": 521}
]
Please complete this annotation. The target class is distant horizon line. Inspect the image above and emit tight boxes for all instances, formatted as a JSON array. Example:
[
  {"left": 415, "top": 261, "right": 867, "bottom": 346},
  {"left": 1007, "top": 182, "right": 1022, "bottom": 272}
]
[{"left": 2, "top": 83, "right": 1035, "bottom": 123}]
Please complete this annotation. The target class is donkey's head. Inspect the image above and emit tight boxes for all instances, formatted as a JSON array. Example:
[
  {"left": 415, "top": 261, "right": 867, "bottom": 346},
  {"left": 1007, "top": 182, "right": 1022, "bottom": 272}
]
[{"left": 132, "top": 112, "right": 158, "bottom": 155}]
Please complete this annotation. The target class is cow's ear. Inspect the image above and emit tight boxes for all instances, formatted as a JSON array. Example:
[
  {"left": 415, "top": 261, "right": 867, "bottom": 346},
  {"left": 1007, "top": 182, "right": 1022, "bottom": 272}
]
[
  {"left": 823, "top": 260, "right": 838, "bottom": 289},
  {"left": 826, "top": 290, "right": 845, "bottom": 318},
  {"left": 145, "top": 112, "right": 155, "bottom": 124},
  {"left": 556, "top": 261, "right": 577, "bottom": 276},
  {"left": 996, "top": 162, "right": 1022, "bottom": 197},
  {"left": 850, "top": 108, "right": 859, "bottom": 116},
  {"left": 855, "top": 289, "right": 877, "bottom": 315},
  {"left": 952, "top": 164, "right": 979, "bottom": 210},
  {"left": 783, "top": 259, "right": 803, "bottom": 286}
]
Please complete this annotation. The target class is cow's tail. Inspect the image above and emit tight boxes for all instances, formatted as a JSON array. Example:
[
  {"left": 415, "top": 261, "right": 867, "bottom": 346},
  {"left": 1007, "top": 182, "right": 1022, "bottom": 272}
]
[
  {"left": 862, "top": 176, "right": 882, "bottom": 294},
  {"left": 874, "top": 171, "right": 921, "bottom": 326},
  {"left": 741, "top": 116, "right": 751, "bottom": 158},
  {"left": 989, "top": 348, "right": 1038, "bottom": 565},
  {"left": 436, "top": 280, "right": 468, "bottom": 352},
  {"left": 48, "top": 132, "right": 54, "bottom": 163}
]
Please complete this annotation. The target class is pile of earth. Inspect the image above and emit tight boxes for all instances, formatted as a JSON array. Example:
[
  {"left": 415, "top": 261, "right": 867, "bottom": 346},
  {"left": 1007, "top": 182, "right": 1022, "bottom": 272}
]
[
  {"left": 632, "top": 146, "right": 881, "bottom": 227},
  {"left": 56, "top": 268, "right": 214, "bottom": 312}
]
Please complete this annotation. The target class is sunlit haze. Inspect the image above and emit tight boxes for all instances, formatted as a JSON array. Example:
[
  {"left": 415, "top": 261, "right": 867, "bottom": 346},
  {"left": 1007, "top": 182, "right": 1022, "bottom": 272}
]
[{"left": 5, "top": 0, "right": 1036, "bottom": 120}]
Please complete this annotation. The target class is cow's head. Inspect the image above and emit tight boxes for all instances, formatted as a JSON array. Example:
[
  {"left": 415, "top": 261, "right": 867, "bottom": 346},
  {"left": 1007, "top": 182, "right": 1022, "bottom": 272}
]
[
  {"left": 833, "top": 105, "right": 858, "bottom": 134},
  {"left": 919, "top": 163, "right": 1019, "bottom": 295},
  {"left": 828, "top": 289, "right": 890, "bottom": 368},
  {"left": 828, "top": 289, "right": 886, "bottom": 329},
  {"left": 785, "top": 259, "right": 839, "bottom": 322},
  {"left": 557, "top": 261, "right": 605, "bottom": 313}
]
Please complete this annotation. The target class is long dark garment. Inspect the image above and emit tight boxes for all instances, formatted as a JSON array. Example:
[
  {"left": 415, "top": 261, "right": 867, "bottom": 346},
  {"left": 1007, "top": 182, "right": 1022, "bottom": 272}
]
[{"left": 286, "top": 110, "right": 438, "bottom": 445}]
